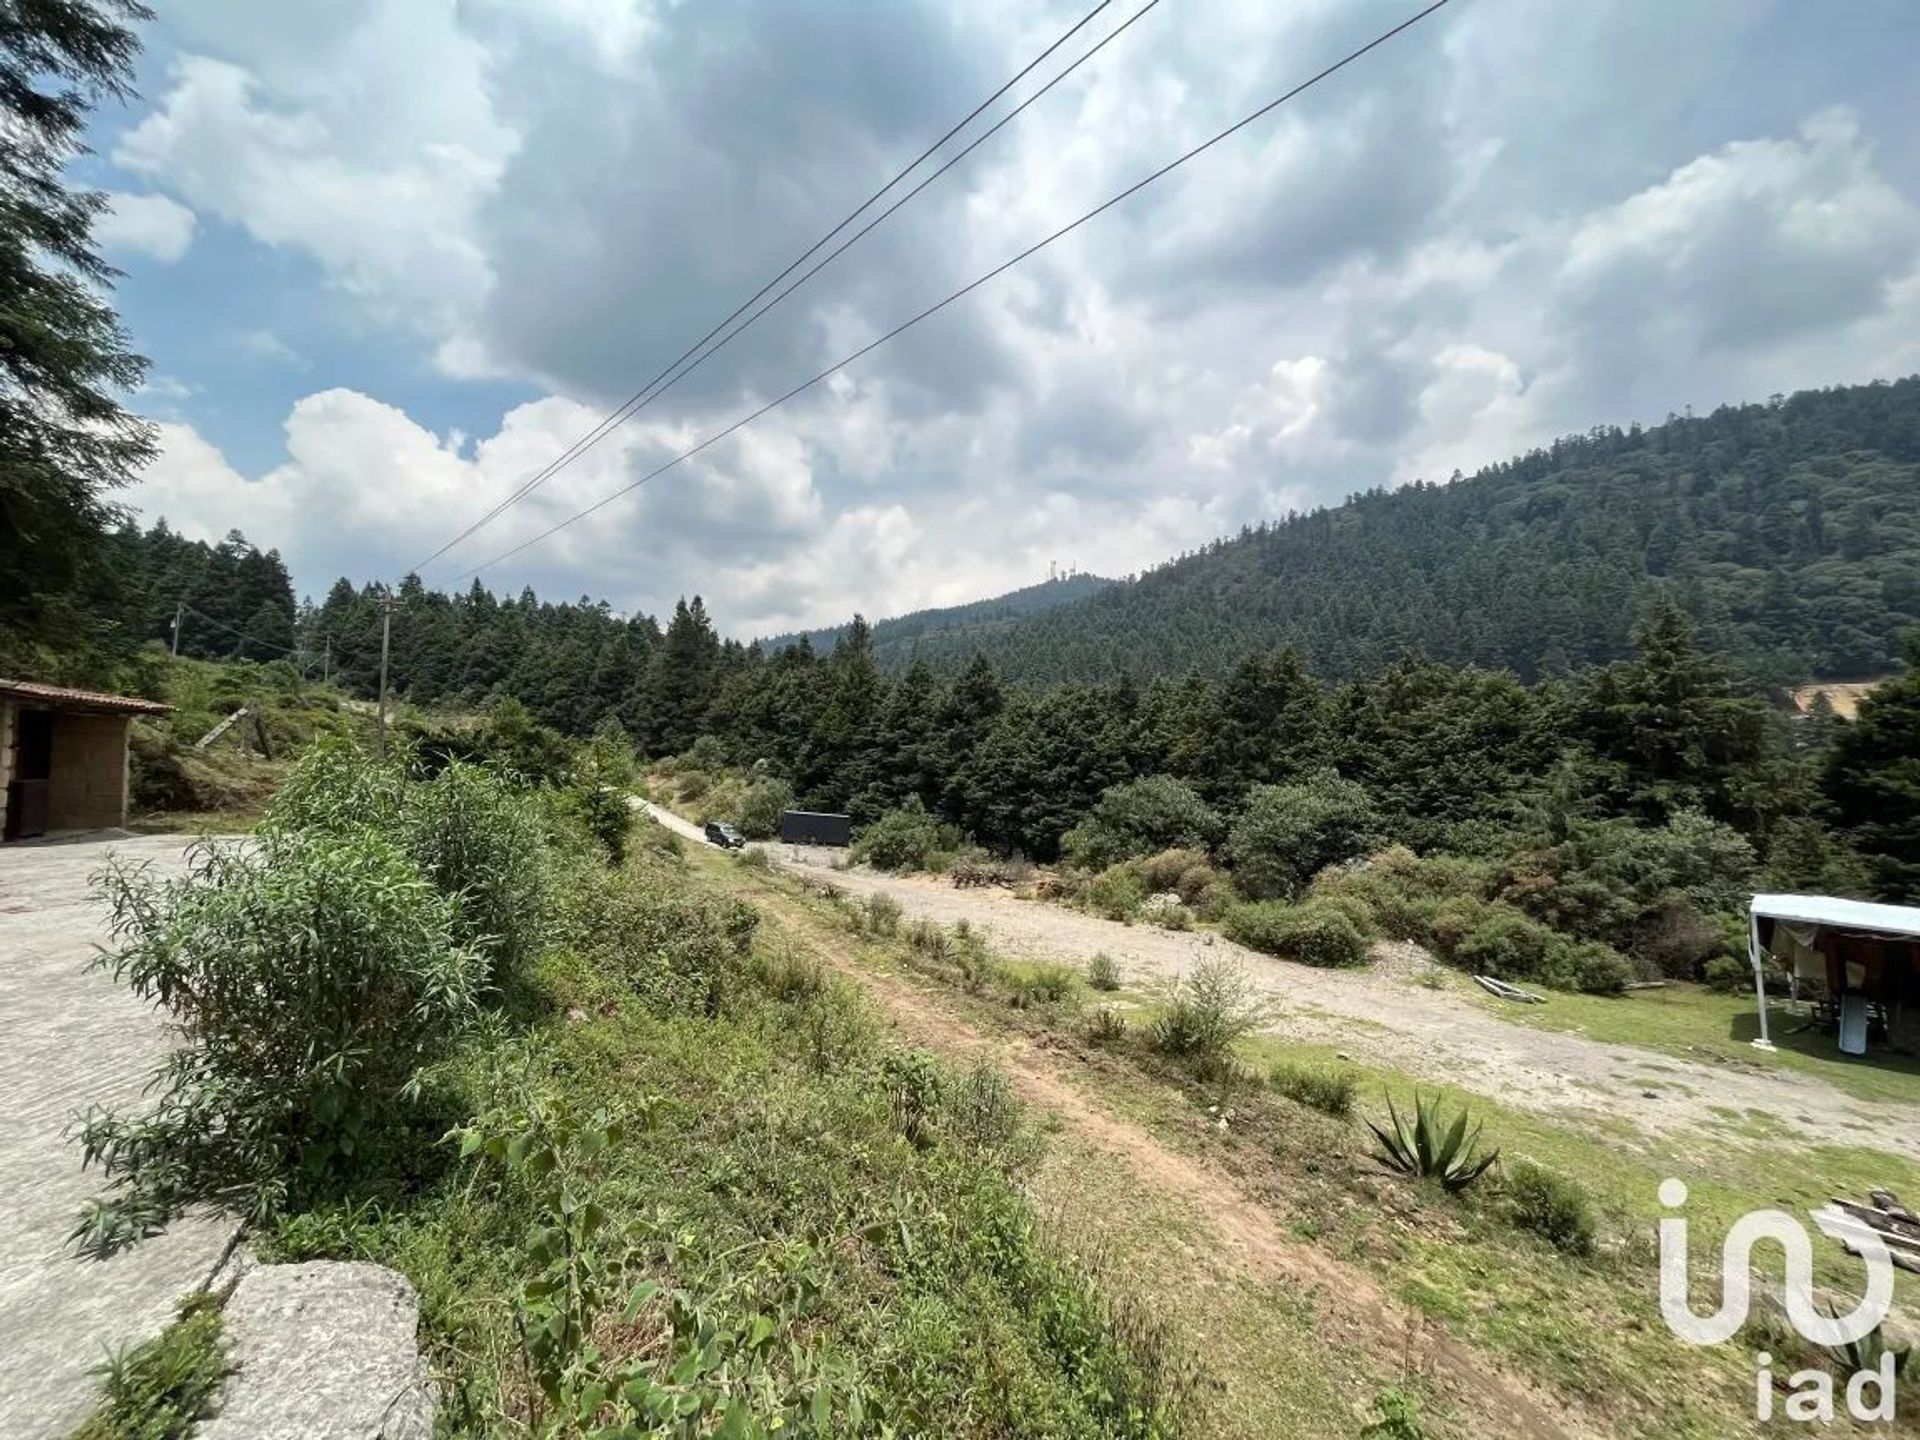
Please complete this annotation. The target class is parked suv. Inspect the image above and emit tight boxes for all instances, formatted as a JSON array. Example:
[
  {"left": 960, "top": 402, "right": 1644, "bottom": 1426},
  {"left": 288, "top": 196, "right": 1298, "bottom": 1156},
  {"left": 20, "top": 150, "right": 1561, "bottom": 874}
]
[{"left": 704, "top": 820, "right": 747, "bottom": 850}]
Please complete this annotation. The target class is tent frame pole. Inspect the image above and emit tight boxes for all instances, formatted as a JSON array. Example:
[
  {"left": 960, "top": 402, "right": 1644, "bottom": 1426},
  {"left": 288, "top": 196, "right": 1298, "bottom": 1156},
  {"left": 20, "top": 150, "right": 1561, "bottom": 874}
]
[{"left": 1750, "top": 910, "right": 1776, "bottom": 1051}]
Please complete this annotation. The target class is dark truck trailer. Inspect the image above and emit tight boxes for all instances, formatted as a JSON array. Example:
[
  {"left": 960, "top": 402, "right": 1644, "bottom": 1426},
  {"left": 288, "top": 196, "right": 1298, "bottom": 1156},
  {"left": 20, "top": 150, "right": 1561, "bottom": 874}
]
[{"left": 779, "top": 809, "right": 852, "bottom": 846}]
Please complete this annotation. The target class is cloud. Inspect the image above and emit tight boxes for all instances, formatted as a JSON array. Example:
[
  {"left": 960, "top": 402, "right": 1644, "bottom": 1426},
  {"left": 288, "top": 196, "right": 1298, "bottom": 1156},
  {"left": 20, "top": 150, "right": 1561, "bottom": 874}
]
[
  {"left": 101, "top": 0, "right": 1920, "bottom": 634},
  {"left": 95, "top": 192, "right": 197, "bottom": 262}
]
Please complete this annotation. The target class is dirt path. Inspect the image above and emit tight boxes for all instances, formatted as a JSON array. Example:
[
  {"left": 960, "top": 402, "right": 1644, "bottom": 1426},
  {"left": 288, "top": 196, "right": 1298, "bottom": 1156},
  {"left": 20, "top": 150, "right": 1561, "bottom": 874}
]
[
  {"left": 634, "top": 802, "right": 1920, "bottom": 1156},
  {"left": 738, "top": 876, "right": 1603, "bottom": 1440}
]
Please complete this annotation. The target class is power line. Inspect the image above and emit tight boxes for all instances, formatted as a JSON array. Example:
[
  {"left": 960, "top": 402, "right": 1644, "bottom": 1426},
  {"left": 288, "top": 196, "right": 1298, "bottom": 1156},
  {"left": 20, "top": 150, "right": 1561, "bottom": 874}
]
[
  {"left": 181, "top": 604, "right": 301, "bottom": 656},
  {"left": 459, "top": 0, "right": 1451, "bottom": 580},
  {"left": 410, "top": 0, "right": 1124, "bottom": 576}
]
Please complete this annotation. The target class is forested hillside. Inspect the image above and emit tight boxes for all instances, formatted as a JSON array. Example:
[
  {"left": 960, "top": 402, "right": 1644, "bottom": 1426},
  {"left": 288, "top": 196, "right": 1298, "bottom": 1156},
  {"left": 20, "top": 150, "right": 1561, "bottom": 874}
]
[
  {"left": 835, "top": 379, "right": 1920, "bottom": 687},
  {"left": 765, "top": 572, "right": 1111, "bottom": 666}
]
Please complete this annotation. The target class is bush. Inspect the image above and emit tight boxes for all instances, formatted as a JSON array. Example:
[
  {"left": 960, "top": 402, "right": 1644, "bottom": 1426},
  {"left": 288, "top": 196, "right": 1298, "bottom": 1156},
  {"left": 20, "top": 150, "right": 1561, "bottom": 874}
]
[
  {"left": 944, "top": 1063, "right": 1021, "bottom": 1153},
  {"left": 862, "top": 892, "right": 903, "bottom": 938},
  {"left": 74, "top": 831, "right": 483, "bottom": 1253},
  {"left": 1270, "top": 1060, "right": 1357, "bottom": 1117},
  {"left": 1149, "top": 956, "right": 1266, "bottom": 1063},
  {"left": 1227, "top": 772, "right": 1384, "bottom": 900},
  {"left": 1452, "top": 908, "right": 1564, "bottom": 983},
  {"left": 1565, "top": 940, "right": 1634, "bottom": 995},
  {"left": 1703, "top": 953, "right": 1752, "bottom": 993},
  {"left": 1135, "top": 848, "right": 1214, "bottom": 895},
  {"left": 1505, "top": 1159, "right": 1596, "bottom": 1255},
  {"left": 1224, "top": 901, "right": 1371, "bottom": 969},
  {"left": 568, "top": 873, "right": 758, "bottom": 1019},
  {"left": 1084, "top": 1007, "right": 1130, "bottom": 1047},
  {"left": 1059, "top": 777, "right": 1223, "bottom": 872},
  {"left": 1083, "top": 864, "right": 1147, "bottom": 921},
  {"left": 1086, "top": 952, "right": 1122, "bottom": 991},
  {"left": 853, "top": 799, "right": 959, "bottom": 873},
  {"left": 1012, "top": 963, "right": 1083, "bottom": 1011},
  {"left": 736, "top": 777, "right": 794, "bottom": 840}
]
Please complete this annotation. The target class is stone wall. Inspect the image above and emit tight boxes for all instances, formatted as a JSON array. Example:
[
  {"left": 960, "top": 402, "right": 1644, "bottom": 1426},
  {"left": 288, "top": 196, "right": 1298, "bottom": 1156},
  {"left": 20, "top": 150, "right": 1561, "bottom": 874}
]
[{"left": 45, "top": 714, "right": 130, "bottom": 832}]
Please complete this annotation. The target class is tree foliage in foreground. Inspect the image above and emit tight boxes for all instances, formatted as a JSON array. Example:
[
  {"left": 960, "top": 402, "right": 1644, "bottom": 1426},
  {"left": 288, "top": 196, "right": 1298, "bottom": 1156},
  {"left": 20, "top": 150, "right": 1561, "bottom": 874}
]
[{"left": 0, "top": 0, "right": 157, "bottom": 673}]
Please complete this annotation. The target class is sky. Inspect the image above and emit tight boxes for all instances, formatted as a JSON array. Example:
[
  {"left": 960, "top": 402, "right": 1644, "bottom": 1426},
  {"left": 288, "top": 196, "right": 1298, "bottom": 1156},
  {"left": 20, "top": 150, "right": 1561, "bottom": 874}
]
[{"left": 89, "top": 0, "right": 1920, "bottom": 638}]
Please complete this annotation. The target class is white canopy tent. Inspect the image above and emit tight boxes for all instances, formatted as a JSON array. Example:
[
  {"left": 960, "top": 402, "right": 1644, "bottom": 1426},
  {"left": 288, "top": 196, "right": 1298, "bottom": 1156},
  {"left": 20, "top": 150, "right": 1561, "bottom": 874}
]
[{"left": 1748, "top": 893, "right": 1920, "bottom": 1051}]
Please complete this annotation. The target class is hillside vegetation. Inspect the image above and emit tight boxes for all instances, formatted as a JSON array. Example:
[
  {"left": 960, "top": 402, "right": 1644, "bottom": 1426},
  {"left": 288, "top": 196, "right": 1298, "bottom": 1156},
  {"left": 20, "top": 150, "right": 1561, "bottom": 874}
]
[
  {"left": 840, "top": 378, "right": 1920, "bottom": 687},
  {"left": 765, "top": 573, "right": 1112, "bottom": 666}
]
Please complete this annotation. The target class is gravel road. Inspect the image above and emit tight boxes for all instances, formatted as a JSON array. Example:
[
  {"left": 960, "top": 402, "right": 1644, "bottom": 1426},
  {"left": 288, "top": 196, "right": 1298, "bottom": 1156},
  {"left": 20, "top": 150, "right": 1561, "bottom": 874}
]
[{"left": 633, "top": 800, "right": 1920, "bottom": 1157}]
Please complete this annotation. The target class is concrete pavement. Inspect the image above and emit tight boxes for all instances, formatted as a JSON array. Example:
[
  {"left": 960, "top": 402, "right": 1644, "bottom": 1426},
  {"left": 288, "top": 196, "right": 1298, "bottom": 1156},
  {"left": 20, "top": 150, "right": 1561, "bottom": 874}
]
[{"left": 0, "top": 833, "right": 238, "bottom": 1437}]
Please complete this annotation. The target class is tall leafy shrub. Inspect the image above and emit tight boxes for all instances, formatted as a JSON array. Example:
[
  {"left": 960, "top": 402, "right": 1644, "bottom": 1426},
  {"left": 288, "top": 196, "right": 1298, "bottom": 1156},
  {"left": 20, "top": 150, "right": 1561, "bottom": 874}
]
[
  {"left": 1060, "top": 776, "right": 1223, "bottom": 871},
  {"left": 73, "top": 832, "right": 481, "bottom": 1253},
  {"left": 1228, "top": 772, "right": 1382, "bottom": 900}
]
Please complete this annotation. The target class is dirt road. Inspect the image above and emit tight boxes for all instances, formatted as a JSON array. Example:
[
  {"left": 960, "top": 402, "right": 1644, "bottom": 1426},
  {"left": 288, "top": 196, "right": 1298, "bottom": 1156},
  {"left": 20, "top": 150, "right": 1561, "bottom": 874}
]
[{"left": 633, "top": 801, "right": 1918, "bottom": 1156}]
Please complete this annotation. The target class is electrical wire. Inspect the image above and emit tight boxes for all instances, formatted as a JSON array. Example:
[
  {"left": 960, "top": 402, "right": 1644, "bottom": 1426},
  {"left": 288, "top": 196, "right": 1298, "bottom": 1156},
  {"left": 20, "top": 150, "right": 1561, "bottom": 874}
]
[
  {"left": 457, "top": 0, "right": 1451, "bottom": 580},
  {"left": 181, "top": 604, "right": 302, "bottom": 655},
  {"left": 409, "top": 0, "right": 1124, "bottom": 575}
]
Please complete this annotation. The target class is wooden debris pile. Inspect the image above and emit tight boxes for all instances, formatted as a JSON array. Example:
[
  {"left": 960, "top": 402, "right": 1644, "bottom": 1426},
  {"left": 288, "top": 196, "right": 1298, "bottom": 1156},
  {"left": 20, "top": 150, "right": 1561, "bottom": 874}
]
[{"left": 1827, "top": 1190, "right": 1920, "bottom": 1276}]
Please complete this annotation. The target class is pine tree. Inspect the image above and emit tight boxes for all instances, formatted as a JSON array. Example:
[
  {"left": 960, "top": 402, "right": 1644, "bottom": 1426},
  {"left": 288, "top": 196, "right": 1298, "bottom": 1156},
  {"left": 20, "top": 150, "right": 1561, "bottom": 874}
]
[
  {"left": 0, "top": 0, "right": 156, "bottom": 671},
  {"left": 1824, "top": 650, "right": 1920, "bottom": 900}
]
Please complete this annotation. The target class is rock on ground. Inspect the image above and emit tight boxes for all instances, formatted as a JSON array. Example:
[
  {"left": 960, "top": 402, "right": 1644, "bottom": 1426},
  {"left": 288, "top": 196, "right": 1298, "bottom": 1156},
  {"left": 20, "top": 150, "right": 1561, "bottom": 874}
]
[{"left": 199, "top": 1261, "right": 433, "bottom": 1440}]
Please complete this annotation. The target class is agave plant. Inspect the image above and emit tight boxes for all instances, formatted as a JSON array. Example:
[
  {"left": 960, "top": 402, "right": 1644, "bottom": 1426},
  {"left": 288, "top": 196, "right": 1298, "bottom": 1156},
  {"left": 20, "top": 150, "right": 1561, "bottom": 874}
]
[
  {"left": 1826, "top": 1313, "right": 1912, "bottom": 1380},
  {"left": 1367, "top": 1092, "right": 1499, "bottom": 1193}
]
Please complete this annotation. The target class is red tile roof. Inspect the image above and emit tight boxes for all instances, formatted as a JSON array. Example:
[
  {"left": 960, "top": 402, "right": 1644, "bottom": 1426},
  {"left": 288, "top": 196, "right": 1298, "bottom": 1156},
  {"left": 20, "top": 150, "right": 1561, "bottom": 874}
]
[{"left": 0, "top": 679, "right": 172, "bottom": 715}]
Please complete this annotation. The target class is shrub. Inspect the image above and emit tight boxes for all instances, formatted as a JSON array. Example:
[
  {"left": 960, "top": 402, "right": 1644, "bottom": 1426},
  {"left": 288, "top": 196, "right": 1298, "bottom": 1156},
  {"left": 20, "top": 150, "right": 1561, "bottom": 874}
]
[
  {"left": 1189, "top": 878, "right": 1238, "bottom": 920},
  {"left": 1085, "top": 1007, "right": 1130, "bottom": 1047},
  {"left": 1565, "top": 940, "right": 1634, "bottom": 995},
  {"left": 1452, "top": 908, "right": 1564, "bottom": 983},
  {"left": 1149, "top": 957, "right": 1266, "bottom": 1063},
  {"left": 570, "top": 875, "right": 758, "bottom": 1018},
  {"left": 1086, "top": 952, "right": 1122, "bottom": 991},
  {"left": 1083, "top": 865, "right": 1147, "bottom": 921},
  {"left": 1136, "top": 848, "right": 1213, "bottom": 895},
  {"left": 884, "top": 1049, "right": 943, "bottom": 1147},
  {"left": 1367, "top": 1092, "right": 1498, "bottom": 1193},
  {"left": 1058, "top": 777, "right": 1223, "bottom": 872},
  {"left": 1270, "top": 1060, "right": 1357, "bottom": 1117},
  {"left": 1227, "top": 772, "right": 1383, "bottom": 900},
  {"left": 1505, "top": 1159, "right": 1596, "bottom": 1255},
  {"left": 73, "top": 832, "right": 483, "bottom": 1253},
  {"left": 1013, "top": 963, "right": 1083, "bottom": 1012},
  {"left": 863, "top": 893, "right": 903, "bottom": 938},
  {"left": 853, "top": 799, "right": 959, "bottom": 873},
  {"left": 1224, "top": 901, "right": 1371, "bottom": 969},
  {"left": 1703, "top": 953, "right": 1751, "bottom": 993},
  {"left": 735, "top": 777, "right": 795, "bottom": 840},
  {"left": 945, "top": 1063, "right": 1021, "bottom": 1153}
]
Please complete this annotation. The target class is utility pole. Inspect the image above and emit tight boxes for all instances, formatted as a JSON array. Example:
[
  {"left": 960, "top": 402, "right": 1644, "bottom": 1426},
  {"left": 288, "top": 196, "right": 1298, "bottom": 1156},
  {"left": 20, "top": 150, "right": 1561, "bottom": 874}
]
[
  {"left": 322, "top": 634, "right": 331, "bottom": 686},
  {"left": 376, "top": 594, "right": 396, "bottom": 758},
  {"left": 170, "top": 602, "right": 184, "bottom": 656}
]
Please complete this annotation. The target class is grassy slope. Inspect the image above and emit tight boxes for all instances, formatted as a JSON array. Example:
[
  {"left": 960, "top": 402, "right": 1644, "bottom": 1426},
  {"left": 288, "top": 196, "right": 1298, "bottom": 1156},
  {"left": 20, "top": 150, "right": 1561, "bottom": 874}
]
[
  {"left": 690, "top": 846, "right": 1920, "bottom": 1438},
  {"left": 262, "top": 833, "right": 1193, "bottom": 1437}
]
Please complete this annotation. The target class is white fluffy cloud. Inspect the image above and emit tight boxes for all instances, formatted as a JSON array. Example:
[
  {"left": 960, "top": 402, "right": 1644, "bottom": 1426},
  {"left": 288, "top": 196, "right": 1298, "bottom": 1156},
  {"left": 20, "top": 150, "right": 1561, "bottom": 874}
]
[
  {"left": 95, "top": 191, "right": 197, "bottom": 262},
  {"left": 109, "top": 0, "right": 1920, "bottom": 633}
]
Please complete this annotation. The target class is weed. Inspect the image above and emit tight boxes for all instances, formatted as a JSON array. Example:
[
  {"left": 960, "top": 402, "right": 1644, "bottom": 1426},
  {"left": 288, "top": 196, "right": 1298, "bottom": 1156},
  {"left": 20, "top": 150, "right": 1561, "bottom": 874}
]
[
  {"left": 1359, "top": 1385, "right": 1426, "bottom": 1439},
  {"left": 1085, "top": 1007, "right": 1130, "bottom": 1047},
  {"left": 1012, "top": 963, "right": 1083, "bottom": 1012},
  {"left": 74, "top": 1293, "right": 227, "bottom": 1440},
  {"left": 1504, "top": 1158, "right": 1596, "bottom": 1256},
  {"left": 945, "top": 1063, "right": 1022, "bottom": 1153},
  {"left": 1368, "top": 1092, "right": 1499, "bottom": 1193},
  {"left": 734, "top": 845, "right": 773, "bottom": 871},
  {"left": 1087, "top": 951, "right": 1123, "bottom": 991},
  {"left": 862, "top": 892, "right": 902, "bottom": 937},
  {"left": 884, "top": 1048, "right": 944, "bottom": 1147},
  {"left": 1149, "top": 956, "right": 1267, "bottom": 1064},
  {"left": 1269, "top": 1060, "right": 1357, "bottom": 1118}
]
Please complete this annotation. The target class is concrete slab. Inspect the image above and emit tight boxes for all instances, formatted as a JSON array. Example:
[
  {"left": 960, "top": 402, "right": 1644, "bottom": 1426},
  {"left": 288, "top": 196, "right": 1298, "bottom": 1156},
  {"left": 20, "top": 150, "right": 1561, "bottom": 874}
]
[
  {"left": 0, "top": 833, "right": 239, "bottom": 1438},
  {"left": 197, "top": 1261, "right": 433, "bottom": 1440}
]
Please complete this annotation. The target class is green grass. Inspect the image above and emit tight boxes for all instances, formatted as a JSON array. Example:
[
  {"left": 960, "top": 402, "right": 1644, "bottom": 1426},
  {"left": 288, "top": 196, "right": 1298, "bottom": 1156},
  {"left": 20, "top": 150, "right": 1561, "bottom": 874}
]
[
  {"left": 1468, "top": 980, "right": 1920, "bottom": 1108},
  {"left": 261, "top": 847, "right": 1196, "bottom": 1437},
  {"left": 70, "top": 1294, "right": 226, "bottom": 1440}
]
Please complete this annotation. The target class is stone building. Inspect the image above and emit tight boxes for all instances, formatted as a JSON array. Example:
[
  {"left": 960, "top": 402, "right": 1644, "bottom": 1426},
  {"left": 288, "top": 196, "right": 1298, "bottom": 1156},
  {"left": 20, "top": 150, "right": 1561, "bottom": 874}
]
[{"left": 0, "top": 680, "right": 171, "bottom": 840}]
